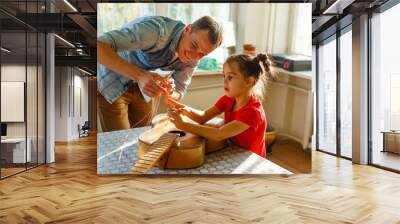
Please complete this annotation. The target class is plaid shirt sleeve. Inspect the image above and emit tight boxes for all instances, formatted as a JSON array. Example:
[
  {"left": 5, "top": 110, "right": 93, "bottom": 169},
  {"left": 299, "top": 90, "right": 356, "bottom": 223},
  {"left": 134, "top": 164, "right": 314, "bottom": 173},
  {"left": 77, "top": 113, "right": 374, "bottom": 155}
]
[{"left": 171, "top": 61, "right": 198, "bottom": 99}]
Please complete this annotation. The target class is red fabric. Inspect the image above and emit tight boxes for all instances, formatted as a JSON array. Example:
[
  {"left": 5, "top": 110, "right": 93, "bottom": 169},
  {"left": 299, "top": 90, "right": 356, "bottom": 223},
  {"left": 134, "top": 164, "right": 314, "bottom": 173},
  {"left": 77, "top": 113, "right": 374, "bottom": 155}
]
[{"left": 215, "top": 95, "right": 267, "bottom": 157}]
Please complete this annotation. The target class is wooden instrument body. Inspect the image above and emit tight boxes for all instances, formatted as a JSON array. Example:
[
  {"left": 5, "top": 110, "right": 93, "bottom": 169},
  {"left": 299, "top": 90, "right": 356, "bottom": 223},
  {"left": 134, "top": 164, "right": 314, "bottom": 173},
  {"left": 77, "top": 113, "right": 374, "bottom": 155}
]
[{"left": 138, "top": 114, "right": 207, "bottom": 169}]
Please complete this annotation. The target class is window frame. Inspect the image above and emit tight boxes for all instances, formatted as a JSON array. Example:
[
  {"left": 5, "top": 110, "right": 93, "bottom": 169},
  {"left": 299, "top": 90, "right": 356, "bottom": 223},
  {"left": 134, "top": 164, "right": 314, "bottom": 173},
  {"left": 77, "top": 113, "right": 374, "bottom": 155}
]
[{"left": 315, "top": 24, "right": 353, "bottom": 161}]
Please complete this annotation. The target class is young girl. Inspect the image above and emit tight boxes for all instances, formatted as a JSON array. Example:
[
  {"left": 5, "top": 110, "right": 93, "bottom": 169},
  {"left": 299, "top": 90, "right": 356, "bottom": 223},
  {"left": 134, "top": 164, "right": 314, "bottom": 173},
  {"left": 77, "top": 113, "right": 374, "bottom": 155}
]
[{"left": 166, "top": 53, "right": 272, "bottom": 157}]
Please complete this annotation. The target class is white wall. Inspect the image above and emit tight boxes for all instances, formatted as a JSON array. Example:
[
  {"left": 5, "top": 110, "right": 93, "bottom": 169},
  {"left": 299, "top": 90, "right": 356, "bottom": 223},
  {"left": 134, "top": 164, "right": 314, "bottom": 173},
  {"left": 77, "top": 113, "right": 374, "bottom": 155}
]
[
  {"left": 264, "top": 69, "right": 313, "bottom": 149},
  {"left": 1, "top": 65, "right": 40, "bottom": 138},
  {"left": 1, "top": 65, "right": 26, "bottom": 138},
  {"left": 55, "top": 67, "right": 89, "bottom": 141},
  {"left": 1, "top": 64, "right": 46, "bottom": 163}
]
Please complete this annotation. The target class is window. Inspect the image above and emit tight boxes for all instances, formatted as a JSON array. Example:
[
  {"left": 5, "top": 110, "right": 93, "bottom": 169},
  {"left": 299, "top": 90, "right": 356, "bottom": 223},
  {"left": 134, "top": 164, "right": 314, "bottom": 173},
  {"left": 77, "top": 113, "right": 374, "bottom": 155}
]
[
  {"left": 97, "top": 3, "right": 155, "bottom": 36},
  {"left": 390, "top": 74, "right": 400, "bottom": 130},
  {"left": 290, "top": 4, "right": 312, "bottom": 56},
  {"left": 317, "top": 27, "right": 353, "bottom": 159},
  {"left": 167, "top": 3, "right": 230, "bottom": 25},
  {"left": 97, "top": 3, "right": 231, "bottom": 66},
  {"left": 340, "top": 28, "right": 352, "bottom": 158},
  {"left": 371, "top": 2, "right": 400, "bottom": 171},
  {"left": 317, "top": 37, "right": 337, "bottom": 154}
]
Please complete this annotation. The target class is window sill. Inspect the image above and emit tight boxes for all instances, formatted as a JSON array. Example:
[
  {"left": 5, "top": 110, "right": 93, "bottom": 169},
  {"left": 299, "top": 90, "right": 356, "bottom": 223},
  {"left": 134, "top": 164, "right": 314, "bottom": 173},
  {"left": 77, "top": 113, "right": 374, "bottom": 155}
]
[
  {"left": 271, "top": 66, "right": 312, "bottom": 80},
  {"left": 193, "top": 69, "right": 222, "bottom": 76}
]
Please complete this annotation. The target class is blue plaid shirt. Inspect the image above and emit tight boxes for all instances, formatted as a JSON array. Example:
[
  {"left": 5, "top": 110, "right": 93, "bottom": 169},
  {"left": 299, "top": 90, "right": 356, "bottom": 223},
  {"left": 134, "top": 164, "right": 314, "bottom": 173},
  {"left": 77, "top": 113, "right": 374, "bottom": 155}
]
[{"left": 97, "top": 16, "right": 198, "bottom": 104}]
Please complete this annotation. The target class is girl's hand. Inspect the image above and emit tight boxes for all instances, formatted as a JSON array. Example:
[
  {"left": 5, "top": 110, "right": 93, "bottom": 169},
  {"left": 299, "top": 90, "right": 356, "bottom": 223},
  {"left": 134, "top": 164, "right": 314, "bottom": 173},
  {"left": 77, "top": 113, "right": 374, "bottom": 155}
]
[
  {"left": 163, "top": 96, "right": 185, "bottom": 109},
  {"left": 177, "top": 106, "right": 190, "bottom": 116},
  {"left": 164, "top": 97, "right": 191, "bottom": 117},
  {"left": 167, "top": 109, "right": 185, "bottom": 129}
]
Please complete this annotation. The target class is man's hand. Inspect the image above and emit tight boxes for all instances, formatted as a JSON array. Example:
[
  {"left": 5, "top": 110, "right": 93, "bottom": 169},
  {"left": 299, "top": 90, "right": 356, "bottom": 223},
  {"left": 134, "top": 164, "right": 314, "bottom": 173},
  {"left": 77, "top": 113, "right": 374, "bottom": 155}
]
[
  {"left": 158, "top": 76, "right": 175, "bottom": 96},
  {"left": 137, "top": 71, "right": 168, "bottom": 97}
]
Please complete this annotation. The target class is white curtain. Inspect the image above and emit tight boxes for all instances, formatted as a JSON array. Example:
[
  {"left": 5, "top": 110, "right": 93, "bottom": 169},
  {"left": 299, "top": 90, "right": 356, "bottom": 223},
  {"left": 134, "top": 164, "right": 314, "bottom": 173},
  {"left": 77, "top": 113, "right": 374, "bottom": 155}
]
[
  {"left": 289, "top": 4, "right": 312, "bottom": 56},
  {"left": 235, "top": 3, "right": 311, "bottom": 56}
]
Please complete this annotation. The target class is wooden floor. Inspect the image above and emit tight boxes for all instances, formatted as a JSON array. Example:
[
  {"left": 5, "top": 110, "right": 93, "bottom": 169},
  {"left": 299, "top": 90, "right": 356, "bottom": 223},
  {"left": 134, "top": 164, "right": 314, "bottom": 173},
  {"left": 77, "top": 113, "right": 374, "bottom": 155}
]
[
  {"left": 1, "top": 167, "right": 26, "bottom": 178},
  {"left": 267, "top": 136, "right": 311, "bottom": 173},
  {"left": 372, "top": 150, "right": 400, "bottom": 171},
  {"left": 1, "top": 135, "right": 400, "bottom": 223},
  {"left": 1, "top": 163, "right": 45, "bottom": 178}
]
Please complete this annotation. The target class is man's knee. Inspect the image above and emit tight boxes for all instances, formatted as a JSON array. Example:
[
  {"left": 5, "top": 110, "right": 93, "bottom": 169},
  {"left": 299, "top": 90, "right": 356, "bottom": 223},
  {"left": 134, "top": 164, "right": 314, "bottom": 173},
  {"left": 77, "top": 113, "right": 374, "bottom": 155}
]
[{"left": 98, "top": 95, "right": 130, "bottom": 132}]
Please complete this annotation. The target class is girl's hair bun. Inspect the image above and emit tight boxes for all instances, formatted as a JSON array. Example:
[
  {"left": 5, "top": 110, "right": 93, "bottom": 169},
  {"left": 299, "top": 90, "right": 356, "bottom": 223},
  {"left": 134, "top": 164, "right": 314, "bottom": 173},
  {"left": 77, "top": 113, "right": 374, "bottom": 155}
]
[{"left": 254, "top": 53, "right": 270, "bottom": 74}]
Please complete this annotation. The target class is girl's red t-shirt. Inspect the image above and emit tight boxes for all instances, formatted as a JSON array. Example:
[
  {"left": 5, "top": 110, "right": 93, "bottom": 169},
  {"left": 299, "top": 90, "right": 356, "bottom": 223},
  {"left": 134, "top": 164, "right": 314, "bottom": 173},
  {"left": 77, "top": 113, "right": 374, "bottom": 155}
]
[{"left": 215, "top": 95, "right": 266, "bottom": 157}]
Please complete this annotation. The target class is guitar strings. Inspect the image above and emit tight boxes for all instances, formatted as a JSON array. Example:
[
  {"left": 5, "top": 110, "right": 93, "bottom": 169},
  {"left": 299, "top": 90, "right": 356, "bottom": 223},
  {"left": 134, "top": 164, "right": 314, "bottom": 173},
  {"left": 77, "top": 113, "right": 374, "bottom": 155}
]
[
  {"left": 129, "top": 95, "right": 161, "bottom": 129},
  {"left": 131, "top": 73, "right": 172, "bottom": 128}
]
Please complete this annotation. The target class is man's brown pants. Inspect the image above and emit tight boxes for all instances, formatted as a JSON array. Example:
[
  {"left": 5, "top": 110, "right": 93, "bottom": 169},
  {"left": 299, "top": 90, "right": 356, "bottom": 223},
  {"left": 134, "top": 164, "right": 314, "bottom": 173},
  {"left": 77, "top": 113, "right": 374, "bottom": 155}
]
[{"left": 98, "top": 84, "right": 153, "bottom": 132}]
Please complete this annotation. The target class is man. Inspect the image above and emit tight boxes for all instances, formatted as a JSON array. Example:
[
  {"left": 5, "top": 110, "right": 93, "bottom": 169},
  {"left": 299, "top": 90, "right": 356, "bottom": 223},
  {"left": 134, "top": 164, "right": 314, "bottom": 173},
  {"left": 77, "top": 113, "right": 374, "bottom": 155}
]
[{"left": 97, "top": 15, "right": 223, "bottom": 132}]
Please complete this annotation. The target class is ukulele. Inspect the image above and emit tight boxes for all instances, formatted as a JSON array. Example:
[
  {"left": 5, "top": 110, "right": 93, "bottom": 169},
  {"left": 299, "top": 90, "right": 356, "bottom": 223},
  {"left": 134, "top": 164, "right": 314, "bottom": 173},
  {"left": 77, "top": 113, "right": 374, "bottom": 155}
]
[
  {"left": 131, "top": 97, "right": 226, "bottom": 174},
  {"left": 131, "top": 113, "right": 206, "bottom": 174},
  {"left": 131, "top": 114, "right": 226, "bottom": 174}
]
